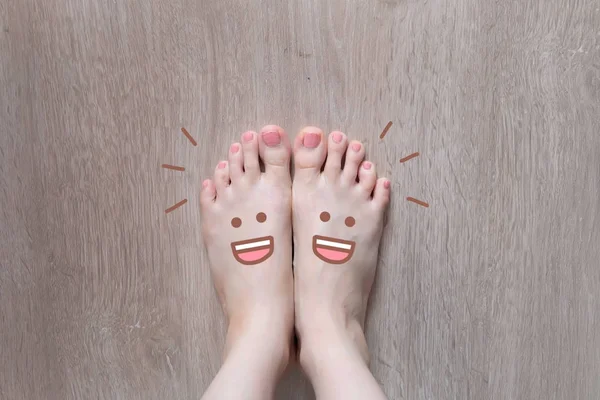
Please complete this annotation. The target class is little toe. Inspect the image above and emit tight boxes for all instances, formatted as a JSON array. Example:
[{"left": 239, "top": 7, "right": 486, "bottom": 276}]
[
  {"left": 372, "top": 177, "right": 391, "bottom": 208},
  {"left": 323, "top": 131, "right": 348, "bottom": 181},
  {"left": 293, "top": 126, "right": 327, "bottom": 181},
  {"left": 259, "top": 125, "right": 291, "bottom": 182},
  {"left": 200, "top": 179, "right": 216, "bottom": 207},
  {"left": 341, "top": 140, "right": 366, "bottom": 185},
  {"left": 357, "top": 161, "right": 377, "bottom": 196},
  {"left": 228, "top": 142, "right": 244, "bottom": 181},
  {"left": 214, "top": 160, "right": 230, "bottom": 195},
  {"left": 241, "top": 131, "right": 260, "bottom": 181}
]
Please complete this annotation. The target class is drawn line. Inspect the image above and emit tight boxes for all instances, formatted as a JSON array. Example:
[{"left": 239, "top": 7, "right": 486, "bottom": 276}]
[
  {"left": 400, "top": 152, "right": 420, "bottom": 163},
  {"left": 165, "top": 199, "right": 188, "bottom": 214},
  {"left": 181, "top": 127, "right": 197, "bottom": 146},
  {"left": 379, "top": 121, "right": 393, "bottom": 139},
  {"left": 161, "top": 164, "right": 186, "bottom": 171},
  {"left": 407, "top": 197, "right": 429, "bottom": 208}
]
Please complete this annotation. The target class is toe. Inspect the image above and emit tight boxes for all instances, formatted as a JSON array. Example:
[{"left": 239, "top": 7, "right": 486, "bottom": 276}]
[
  {"left": 372, "top": 178, "right": 391, "bottom": 208},
  {"left": 214, "top": 160, "right": 230, "bottom": 194},
  {"left": 259, "top": 125, "right": 291, "bottom": 182},
  {"left": 200, "top": 179, "right": 216, "bottom": 207},
  {"left": 293, "top": 126, "right": 327, "bottom": 181},
  {"left": 357, "top": 161, "right": 377, "bottom": 196},
  {"left": 241, "top": 131, "right": 260, "bottom": 181},
  {"left": 228, "top": 142, "right": 243, "bottom": 181},
  {"left": 341, "top": 140, "right": 366, "bottom": 185},
  {"left": 323, "top": 131, "right": 348, "bottom": 181}
]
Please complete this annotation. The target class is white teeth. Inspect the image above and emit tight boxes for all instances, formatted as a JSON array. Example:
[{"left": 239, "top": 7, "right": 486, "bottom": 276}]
[
  {"left": 316, "top": 238, "right": 352, "bottom": 250},
  {"left": 235, "top": 239, "right": 271, "bottom": 251}
]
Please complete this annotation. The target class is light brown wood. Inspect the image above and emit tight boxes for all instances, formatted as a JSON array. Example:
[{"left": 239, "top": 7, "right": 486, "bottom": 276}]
[{"left": 1, "top": 1, "right": 599, "bottom": 399}]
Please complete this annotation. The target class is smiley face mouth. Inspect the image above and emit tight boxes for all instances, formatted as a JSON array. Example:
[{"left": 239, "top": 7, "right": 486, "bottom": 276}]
[
  {"left": 312, "top": 235, "right": 355, "bottom": 264},
  {"left": 231, "top": 236, "right": 274, "bottom": 265}
]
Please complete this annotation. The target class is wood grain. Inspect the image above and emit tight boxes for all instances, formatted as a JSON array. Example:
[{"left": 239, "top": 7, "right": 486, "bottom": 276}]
[{"left": 1, "top": 1, "right": 599, "bottom": 399}]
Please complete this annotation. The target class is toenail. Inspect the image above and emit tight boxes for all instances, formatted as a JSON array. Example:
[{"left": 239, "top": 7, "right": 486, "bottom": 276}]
[
  {"left": 384, "top": 180, "right": 391, "bottom": 189},
  {"left": 230, "top": 143, "right": 240, "bottom": 153},
  {"left": 303, "top": 133, "right": 321, "bottom": 148},
  {"left": 332, "top": 132, "right": 343, "bottom": 143},
  {"left": 352, "top": 143, "right": 362, "bottom": 152},
  {"left": 243, "top": 131, "right": 254, "bottom": 142},
  {"left": 218, "top": 161, "right": 227, "bottom": 169},
  {"left": 202, "top": 179, "right": 210, "bottom": 188},
  {"left": 261, "top": 131, "right": 281, "bottom": 147},
  {"left": 362, "top": 162, "right": 372, "bottom": 170}
]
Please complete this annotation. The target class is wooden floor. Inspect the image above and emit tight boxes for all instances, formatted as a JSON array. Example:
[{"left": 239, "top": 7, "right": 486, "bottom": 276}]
[{"left": 1, "top": 1, "right": 600, "bottom": 399}]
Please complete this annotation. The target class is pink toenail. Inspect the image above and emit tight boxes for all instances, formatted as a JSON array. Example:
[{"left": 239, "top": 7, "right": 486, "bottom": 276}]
[
  {"left": 243, "top": 132, "right": 254, "bottom": 142},
  {"left": 202, "top": 179, "right": 210, "bottom": 188},
  {"left": 262, "top": 131, "right": 281, "bottom": 147},
  {"left": 363, "top": 162, "right": 372, "bottom": 170},
  {"left": 218, "top": 161, "right": 227, "bottom": 169},
  {"left": 352, "top": 143, "right": 361, "bottom": 152},
  {"left": 230, "top": 143, "right": 240, "bottom": 153},
  {"left": 303, "top": 133, "right": 321, "bottom": 148},
  {"left": 384, "top": 180, "right": 391, "bottom": 189},
  {"left": 332, "top": 132, "right": 343, "bottom": 143}
]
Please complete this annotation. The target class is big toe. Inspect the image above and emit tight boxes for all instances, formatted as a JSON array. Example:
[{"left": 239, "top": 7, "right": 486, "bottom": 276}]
[
  {"left": 293, "top": 126, "right": 327, "bottom": 181},
  {"left": 259, "top": 125, "right": 291, "bottom": 183}
]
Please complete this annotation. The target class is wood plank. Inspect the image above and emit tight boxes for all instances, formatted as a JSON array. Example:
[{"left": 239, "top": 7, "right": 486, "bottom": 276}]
[{"left": 1, "top": 0, "right": 599, "bottom": 399}]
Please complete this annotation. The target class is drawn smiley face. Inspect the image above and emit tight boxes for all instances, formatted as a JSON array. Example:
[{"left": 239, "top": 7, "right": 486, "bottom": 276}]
[
  {"left": 229, "top": 212, "right": 274, "bottom": 265},
  {"left": 312, "top": 211, "right": 356, "bottom": 264}
]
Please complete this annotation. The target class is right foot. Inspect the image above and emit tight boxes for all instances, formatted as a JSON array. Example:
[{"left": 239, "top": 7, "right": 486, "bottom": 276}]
[{"left": 292, "top": 127, "right": 391, "bottom": 372}]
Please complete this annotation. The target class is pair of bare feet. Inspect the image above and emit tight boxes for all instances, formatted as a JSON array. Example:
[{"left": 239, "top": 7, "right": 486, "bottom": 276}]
[{"left": 200, "top": 125, "right": 389, "bottom": 400}]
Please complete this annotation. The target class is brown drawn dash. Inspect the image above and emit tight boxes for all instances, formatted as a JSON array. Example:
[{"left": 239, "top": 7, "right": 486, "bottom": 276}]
[
  {"left": 181, "top": 127, "right": 197, "bottom": 146},
  {"left": 165, "top": 199, "right": 188, "bottom": 214},
  {"left": 400, "top": 152, "right": 420, "bottom": 163},
  {"left": 407, "top": 197, "right": 429, "bottom": 208},
  {"left": 161, "top": 164, "right": 185, "bottom": 171},
  {"left": 379, "top": 121, "right": 393, "bottom": 139}
]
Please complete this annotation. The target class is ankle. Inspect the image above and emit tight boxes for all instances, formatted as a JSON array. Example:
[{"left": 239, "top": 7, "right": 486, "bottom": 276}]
[
  {"left": 297, "top": 311, "right": 370, "bottom": 376},
  {"left": 224, "top": 310, "right": 293, "bottom": 375}
]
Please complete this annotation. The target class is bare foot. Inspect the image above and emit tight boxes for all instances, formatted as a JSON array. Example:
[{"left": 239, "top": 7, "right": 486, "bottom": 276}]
[
  {"left": 292, "top": 127, "right": 390, "bottom": 398},
  {"left": 200, "top": 125, "right": 293, "bottom": 382}
]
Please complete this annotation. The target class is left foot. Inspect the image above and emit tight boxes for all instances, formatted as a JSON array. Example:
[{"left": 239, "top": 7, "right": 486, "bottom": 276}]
[{"left": 200, "top": 125, "right": 294, "bottom": 373}]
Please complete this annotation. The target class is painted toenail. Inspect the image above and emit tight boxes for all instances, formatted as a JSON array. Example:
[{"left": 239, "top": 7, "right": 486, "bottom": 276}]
[
  {"left": 363, "top": 162, "right": 372, "bottom": 170},
  {"left": 262, "top": 131, "right": 281, "bottom": 147},
  {"left": 332, "top": 132, "right": 343, "bottom": 143},
  {"left": 352, "top": 143, "right": 361, "bottom": 152},
  {"left": 218, "top": 161, "right": 227, "bottom": 169},
  {"left": 202, "top": 179, "right": 210, "bottom": 188},
  {"left": 384, "top": 180, "right": 391, "bottom": 189},
  {"left": 303, "top": 133, "right": 321, "bottom": 148},
  {"left": 230, "top": 143, "right": 240, "bottom": 153},
  {"left": 243, "top": 132, "right": 254, "bottom": 142}
]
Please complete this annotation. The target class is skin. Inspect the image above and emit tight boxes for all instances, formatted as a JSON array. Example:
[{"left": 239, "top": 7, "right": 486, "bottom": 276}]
[
  {"left": 200, "top": 126, "right": 293, "bottom": 400},
  {"left": 200, "top": 125, "right": 390, "bottom": 400},
  {"left": 293, "top": 127, "right": 389, "bottom": 399}
]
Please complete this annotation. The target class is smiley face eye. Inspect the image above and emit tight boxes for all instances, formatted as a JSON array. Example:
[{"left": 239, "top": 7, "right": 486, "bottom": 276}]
[
  {"left": 345, "top": 216, "right": 356, "bottom": 227},
  {"left": 231, "top": 217, "right": 242, "bottom": 228},
  {"left": 256, "top": 212, "right": 267, "bottom": 223},
  {"left": 320, "top": 211, "right": 330, "bottom": 222}
]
